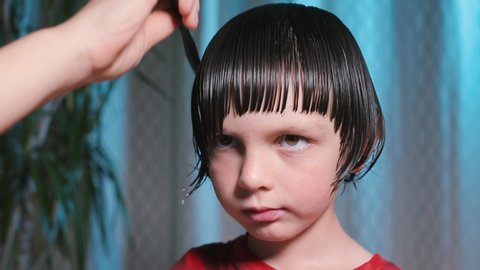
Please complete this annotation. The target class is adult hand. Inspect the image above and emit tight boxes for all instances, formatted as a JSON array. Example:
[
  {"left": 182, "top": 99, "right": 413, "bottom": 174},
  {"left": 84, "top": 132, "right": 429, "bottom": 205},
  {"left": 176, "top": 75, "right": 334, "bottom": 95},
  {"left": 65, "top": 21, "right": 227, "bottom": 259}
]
[
  {"left": 66, "top": 0, "right": 200, "bottom": 83},
  {"left": 0, "top": 0, "right": 200, "bottom": 133}
]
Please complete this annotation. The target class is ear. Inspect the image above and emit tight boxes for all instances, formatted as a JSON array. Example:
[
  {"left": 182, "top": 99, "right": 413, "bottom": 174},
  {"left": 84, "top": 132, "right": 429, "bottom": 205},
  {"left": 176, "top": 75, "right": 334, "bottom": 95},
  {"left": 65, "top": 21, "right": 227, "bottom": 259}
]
[{"left": 351, "top": 164, "right": 364, "bottom": 174}]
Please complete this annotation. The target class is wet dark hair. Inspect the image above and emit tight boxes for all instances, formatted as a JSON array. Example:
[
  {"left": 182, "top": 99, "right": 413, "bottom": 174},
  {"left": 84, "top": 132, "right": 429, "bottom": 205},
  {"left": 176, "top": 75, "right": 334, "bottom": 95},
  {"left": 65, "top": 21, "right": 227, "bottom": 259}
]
[{"left": 189, "top": 3, "right": 385, "bottom": 194}]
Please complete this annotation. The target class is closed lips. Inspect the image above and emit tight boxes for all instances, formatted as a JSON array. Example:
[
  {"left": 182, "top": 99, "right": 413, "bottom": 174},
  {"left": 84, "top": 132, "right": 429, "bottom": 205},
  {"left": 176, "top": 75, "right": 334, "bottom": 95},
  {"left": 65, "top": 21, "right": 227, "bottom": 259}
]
[{"left": 243, "top": 208, "right": 284, "bottom": 222}]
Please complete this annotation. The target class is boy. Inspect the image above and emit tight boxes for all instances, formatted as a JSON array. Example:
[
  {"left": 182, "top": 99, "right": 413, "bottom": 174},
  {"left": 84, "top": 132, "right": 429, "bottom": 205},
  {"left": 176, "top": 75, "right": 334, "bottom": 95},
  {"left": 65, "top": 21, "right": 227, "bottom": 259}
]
[{"left": 173, "top": 4, "right": 399, "bottom": 269}]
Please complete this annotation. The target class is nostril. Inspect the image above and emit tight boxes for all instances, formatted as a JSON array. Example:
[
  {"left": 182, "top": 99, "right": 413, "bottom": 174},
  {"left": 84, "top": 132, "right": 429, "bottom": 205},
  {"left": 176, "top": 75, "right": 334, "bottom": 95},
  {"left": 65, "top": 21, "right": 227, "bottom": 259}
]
[
  {"left": 238, "top": 167, "right": 271, "bottom": 192},
  {"left": 234, "top": 186, "right": 253, "bottom": 199}
]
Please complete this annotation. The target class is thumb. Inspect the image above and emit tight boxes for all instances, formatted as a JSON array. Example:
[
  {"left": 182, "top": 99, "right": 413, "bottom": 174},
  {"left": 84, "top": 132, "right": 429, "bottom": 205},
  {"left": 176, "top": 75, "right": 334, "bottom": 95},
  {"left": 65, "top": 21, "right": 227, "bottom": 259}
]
[{"left": 142, "top": 10, "right": 180, "bottom": 52}]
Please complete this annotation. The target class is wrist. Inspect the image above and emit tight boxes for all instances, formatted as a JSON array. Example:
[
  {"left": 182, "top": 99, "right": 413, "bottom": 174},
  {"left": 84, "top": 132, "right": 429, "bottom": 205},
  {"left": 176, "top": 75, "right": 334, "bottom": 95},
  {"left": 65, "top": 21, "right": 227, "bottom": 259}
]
[{"left": 49, "top": 20, "right": 94, "bottom": 90}]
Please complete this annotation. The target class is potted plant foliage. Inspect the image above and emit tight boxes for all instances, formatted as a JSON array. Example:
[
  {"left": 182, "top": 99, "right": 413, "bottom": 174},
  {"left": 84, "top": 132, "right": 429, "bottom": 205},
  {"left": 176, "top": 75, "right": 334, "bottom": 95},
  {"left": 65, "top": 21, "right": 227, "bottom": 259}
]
[{"left": 0, "top": 1, "right": 125, "bottom": 269}]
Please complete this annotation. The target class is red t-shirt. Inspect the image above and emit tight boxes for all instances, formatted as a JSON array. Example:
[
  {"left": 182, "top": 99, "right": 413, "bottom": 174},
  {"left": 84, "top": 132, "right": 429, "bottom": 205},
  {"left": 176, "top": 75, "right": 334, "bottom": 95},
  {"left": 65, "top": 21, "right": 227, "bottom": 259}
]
[{"left": 171, "top": 235, "right": 401, "bottom": 270}]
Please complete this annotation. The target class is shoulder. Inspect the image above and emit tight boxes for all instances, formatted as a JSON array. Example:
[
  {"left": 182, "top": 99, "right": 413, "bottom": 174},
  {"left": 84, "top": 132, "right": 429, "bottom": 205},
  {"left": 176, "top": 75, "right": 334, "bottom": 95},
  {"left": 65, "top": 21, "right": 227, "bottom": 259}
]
[
  {"left": 355, "top": 254, "right": 402, "bottom": 270},
  {"left": 170, "top": 235, "right": 244, "bottom": 270}
]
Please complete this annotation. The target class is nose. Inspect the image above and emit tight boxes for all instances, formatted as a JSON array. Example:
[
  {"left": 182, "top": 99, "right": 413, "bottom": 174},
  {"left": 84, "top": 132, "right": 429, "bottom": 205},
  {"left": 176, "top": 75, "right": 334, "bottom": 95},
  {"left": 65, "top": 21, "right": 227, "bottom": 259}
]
[{"left": 237, "top": 148, "right": 273, "bottom": 192}]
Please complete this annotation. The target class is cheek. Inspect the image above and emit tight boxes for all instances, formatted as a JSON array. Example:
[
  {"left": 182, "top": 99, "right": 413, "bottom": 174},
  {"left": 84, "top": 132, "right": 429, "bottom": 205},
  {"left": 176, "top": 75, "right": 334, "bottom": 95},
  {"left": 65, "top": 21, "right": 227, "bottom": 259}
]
[
  {"left": 282, "top": 158, "right": 338, "bottom": 202},
  {"left": 296, "top": 156, "right": 339, "bottom": 182},
  {"left": 286, "top": 177, "right": 336, "bottom": 218},
  {"left": 208, "top": 155, "right": 240, "bottom": 193},
  {"left": 208, "top": 161, "right": 242, "bottom": 216},
  {"left": 288, "top": 177, "right": 334, "bottom": 203}
]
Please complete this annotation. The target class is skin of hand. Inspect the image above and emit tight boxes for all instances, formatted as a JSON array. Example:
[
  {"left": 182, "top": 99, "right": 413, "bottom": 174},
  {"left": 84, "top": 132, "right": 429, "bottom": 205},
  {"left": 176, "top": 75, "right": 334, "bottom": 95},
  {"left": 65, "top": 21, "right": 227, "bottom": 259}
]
[
  {"left": 0, "top": 0, "right": 199, "bottom": 133},
  {"left": 69, "top": 0, "right": 200, "bottom": 83}
]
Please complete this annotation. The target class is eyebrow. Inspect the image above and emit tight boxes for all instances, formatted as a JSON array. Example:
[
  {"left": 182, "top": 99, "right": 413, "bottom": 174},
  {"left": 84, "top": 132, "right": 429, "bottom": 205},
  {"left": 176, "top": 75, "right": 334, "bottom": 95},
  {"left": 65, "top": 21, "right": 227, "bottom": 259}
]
[
  {"left": 275, "top": 124, "right": 329, "bottom": 136},
  {"left": 221, "top": 117, "right": 331, "bottom": 135}
]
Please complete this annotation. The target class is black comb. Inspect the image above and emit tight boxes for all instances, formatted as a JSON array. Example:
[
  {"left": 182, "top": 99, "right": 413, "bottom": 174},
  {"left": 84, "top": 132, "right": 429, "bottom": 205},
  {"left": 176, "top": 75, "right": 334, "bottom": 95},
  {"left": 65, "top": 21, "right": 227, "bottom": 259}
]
[{"left": 170, "top": 0, "right": 200, "bottom": 72}]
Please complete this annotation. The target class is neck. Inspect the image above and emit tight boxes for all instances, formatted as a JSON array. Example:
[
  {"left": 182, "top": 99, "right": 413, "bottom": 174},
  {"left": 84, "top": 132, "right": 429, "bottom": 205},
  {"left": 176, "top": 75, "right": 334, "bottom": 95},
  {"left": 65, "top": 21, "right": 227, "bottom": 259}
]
[{"left": 247, "top": 204, "right": 372, "bottom": 269}]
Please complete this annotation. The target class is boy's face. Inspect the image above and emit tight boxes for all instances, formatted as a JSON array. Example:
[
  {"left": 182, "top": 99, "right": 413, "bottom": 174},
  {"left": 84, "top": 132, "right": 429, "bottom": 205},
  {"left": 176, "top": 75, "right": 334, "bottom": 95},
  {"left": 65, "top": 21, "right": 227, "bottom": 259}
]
[{"left": 208, "top": 93, "right": 341, "bottom": 243}]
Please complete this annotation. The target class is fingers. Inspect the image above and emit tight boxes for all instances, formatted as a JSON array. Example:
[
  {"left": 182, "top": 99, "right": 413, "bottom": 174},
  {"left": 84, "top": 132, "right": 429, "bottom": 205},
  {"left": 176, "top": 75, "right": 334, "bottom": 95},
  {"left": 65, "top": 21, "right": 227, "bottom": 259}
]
[
  {"left": 142, "top": 10, "right": 179, "bottom": 51},
  {"left": 178, "top": 0, "right": 199, "bottom": 29}
]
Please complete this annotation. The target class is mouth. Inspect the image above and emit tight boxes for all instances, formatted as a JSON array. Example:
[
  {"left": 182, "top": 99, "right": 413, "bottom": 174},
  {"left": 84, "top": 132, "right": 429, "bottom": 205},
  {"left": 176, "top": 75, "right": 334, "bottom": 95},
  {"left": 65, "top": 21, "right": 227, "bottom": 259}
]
[{"left": 243, "top": 208, "right": 284, "bottom": 222}]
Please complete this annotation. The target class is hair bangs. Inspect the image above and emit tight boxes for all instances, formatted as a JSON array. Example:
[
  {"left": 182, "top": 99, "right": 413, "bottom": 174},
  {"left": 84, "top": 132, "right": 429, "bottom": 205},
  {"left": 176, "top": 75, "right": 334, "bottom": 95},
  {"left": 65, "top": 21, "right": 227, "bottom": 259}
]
[{"left": 194, "top": 5, "right": 341, "bottom": 140}]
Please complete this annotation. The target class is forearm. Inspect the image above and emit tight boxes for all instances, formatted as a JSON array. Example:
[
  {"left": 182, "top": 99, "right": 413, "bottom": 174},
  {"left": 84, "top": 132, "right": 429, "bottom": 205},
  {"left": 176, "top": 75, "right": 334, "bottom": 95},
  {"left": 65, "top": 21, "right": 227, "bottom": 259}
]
[
  {"left": 0, "top": 24, "right": 90, "bottom": 133},
  {"left": 0, "top": 0, "right": 200, "bottom": 134}
]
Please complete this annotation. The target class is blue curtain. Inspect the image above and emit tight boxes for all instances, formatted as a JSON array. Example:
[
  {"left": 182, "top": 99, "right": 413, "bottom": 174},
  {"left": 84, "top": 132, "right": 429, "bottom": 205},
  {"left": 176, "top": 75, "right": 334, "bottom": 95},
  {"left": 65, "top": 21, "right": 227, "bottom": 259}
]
[
  {"left": 8, "top": 1, "right": 479, "bottom": 269},
  {"left": 91, "top": 80, "right": 128, "bottom": 270}
]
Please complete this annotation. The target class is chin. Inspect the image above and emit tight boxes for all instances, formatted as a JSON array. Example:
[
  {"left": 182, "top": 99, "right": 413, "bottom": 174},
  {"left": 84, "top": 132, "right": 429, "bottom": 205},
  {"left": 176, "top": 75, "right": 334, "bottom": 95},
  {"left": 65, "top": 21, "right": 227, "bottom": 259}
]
[{"left": 246, "top": 224, "right": 301, "bottom": 243}]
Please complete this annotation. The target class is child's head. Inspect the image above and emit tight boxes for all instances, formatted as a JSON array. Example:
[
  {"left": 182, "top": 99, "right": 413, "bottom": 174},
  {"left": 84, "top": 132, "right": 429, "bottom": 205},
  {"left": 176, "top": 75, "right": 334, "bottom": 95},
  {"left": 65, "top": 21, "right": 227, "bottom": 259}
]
[{"left": 190, "top": 3, "right": 385, "bottom": 194}]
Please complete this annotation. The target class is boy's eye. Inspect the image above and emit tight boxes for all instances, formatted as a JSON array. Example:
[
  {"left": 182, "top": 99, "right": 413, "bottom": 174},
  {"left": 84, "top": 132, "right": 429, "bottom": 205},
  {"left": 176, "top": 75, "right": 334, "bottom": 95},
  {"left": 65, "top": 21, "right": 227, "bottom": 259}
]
[
  {"left": 279, "top": 135, "right": 309, "bottom": 150},
  {"left": 214, "top": 135, "right": 238, "bottom": 149}
]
